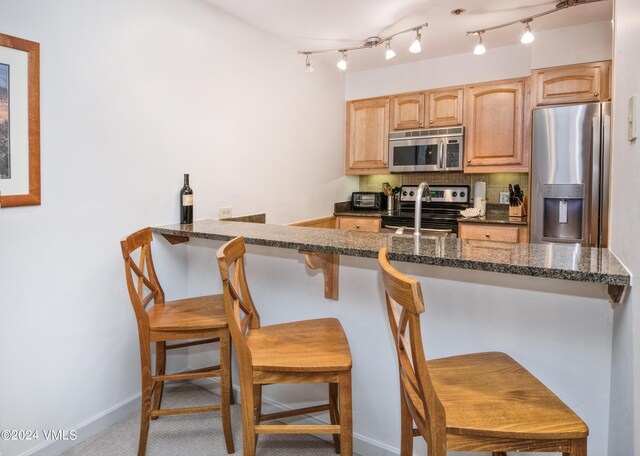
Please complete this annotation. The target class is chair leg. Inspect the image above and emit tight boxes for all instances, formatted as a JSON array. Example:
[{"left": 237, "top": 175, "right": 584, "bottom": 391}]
[
  {"left": 241, "top": 377, "right": 256, "bottom": 456},
  {"left": 253, "top": 384, "right": 262, "bottom": 447},
  {"left": 399, "top": 384, "right": 414, "bottom": 456},
  {"left": 229, "top": 358, "right": 235, "bottom": 405},
  {"left": 220, "top": 331, "right": 235, "bottom": 454},
  {"left": 339, "top": 372, "right": 353, "bottom": 456},
  {"left": 151, "top": 342, "right": 166, "bottom": 421},
  {"left": 329, "top": 383, "right": 341, "bottom": 453},
  {"left": 138, "top": 352, "right": 153, "bottom": 456}
]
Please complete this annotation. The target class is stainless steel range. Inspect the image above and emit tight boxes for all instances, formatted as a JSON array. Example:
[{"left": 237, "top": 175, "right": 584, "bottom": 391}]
[{"left": 381, "top": 185, "right": 470, "bottom": 236}]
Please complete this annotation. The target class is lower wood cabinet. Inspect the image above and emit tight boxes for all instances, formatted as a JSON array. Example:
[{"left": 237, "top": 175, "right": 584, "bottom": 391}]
[
  {"left": 458, "top": 222, "right": 529, "bottom": 243},
  {"left": 337, "top": 216, "right": 381, "bottom": 233}
]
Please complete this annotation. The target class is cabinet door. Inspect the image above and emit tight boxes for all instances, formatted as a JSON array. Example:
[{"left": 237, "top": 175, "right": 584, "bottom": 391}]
[
  {"left": 533, "top": 61, "right": 610, "bottom": 106},
  {"left": 464, "top": 78, "right": 530, "bottom": 173},
  {"left": 428, "top": 88, "right": 463, "bottom": 127},
  {"left": 346, "top": 98, "right": 390, "bottom": 175},
  {"left": 337, "top": 217, "right": 381, "bottom": 232},
  {"left": 390, "top": 93, "right": 425, "bottom": 130}
]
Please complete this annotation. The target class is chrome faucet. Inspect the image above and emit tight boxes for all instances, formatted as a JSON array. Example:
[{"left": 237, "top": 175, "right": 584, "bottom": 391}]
[{"left": 414, "top": 181, "right": 432, "bottom": 237}]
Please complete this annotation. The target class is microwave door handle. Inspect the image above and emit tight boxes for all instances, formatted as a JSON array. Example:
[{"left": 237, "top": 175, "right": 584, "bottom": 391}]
[{"left": 439, "top": 139, "right": 445, "bottom": 169}]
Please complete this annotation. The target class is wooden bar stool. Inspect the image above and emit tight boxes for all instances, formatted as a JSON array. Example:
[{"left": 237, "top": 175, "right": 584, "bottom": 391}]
[
  {"left": 120, "top": 228, "right": 235, "bottom": 456},
  {"left": 378, "top": 247, "right": 589, "bottom": 456},
  {"left": 216, "top": 236, "right": 352, "bottom": 456}
]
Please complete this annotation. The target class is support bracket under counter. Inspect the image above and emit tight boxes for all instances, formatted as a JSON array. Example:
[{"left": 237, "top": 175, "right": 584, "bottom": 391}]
[
  {"left": 161, "top": 234, "right": 190, "bottom": 245},
  {"left": 299, "top": 250, "right": 339, "bottom": 300},
  {"left": 608, "top": 284, "right": 626, "bottom": 307}
]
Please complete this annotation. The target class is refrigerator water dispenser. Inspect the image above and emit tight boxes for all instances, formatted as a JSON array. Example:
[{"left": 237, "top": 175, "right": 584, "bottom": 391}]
[{"left": 542, "top": 184, "right": 585, "bottom": 241}]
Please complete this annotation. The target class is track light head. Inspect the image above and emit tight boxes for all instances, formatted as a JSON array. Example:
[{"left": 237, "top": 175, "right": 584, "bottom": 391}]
[
  {"left": 305, "top": 54, "right": 314, "bottom": 73},
  {"left": 521, "top": 21, "right": 535, "bottom": 44},
  {"left": 385, "top": 41, "right": 396, "bottom": 60},
  {"left": 409, "top": 28, "right": 422, "bottom": 53},
  {"left": 337, "top": 51, "right": 347, "bottom": 71},
  {"left": 473, "top": 33, "right": 486, "bottom": 55}
]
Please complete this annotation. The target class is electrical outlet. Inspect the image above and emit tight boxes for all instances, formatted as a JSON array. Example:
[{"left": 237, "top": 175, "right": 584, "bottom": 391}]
[
  {"left": 219, "top": 207, "right": 232, "bottom": 219},
  {"left": 499, "top": 192, "right": 510, "bottom": 204}
]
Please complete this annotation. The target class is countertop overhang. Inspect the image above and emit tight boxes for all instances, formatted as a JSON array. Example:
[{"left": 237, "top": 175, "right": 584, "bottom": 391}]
[{"left": 152, "top": 220, "right": 630, "bottom": 288}]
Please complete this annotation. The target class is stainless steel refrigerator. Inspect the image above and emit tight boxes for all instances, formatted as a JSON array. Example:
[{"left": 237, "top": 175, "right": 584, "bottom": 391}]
[{"left": 530, "top": 102, "right": 610, "bottom": 247}]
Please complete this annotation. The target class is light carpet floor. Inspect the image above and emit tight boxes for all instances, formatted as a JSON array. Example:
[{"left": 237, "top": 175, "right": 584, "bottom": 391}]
[{"left": 62, "top": 384, "right": 347, "bottom": 456}]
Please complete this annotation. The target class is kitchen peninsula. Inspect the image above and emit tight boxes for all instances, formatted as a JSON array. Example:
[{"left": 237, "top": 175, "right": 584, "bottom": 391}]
[{"left": 154, "top": 219, "right": 629, "bottom": 456}]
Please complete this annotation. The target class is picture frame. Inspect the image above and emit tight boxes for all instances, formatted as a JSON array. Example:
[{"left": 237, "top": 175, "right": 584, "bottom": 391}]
[{"left": 0, "top": 32, "right": 40, "bottom": 208}]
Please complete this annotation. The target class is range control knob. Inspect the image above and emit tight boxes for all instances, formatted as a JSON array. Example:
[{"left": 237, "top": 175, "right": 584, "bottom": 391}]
[
  {"left": 409, "top": 191, "right": 414, "bottom": 197},
  {"left": 402, "top": 191, "right": 407, "bottom": 196},
  {"left": 460, "top": 191, "right": 466, "bottom": 198},
  {"left": 452, "top": 192, "right": 458, "bottom": 197}
]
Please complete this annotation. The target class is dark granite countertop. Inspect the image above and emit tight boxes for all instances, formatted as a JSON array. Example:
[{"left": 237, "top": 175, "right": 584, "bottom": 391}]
[
  {"left": 334, "top": 210, "right": 385, "bottom": 218},
  {"left": 152, "top": 220, "right": 630, "bottom": 286},
  {"left": 458, "top": 214, "right": 528, "bottom": 225}
]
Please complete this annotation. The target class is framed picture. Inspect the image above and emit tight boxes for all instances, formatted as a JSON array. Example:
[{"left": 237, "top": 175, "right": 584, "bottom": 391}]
[{"left": 0, "top": 32, "right": 40, "bottom": 208}]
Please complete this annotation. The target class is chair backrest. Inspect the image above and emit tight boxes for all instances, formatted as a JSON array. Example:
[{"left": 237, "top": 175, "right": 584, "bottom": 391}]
[
  {"left": 378, "top": 247, "right": 446, "bottom": 453},
  {"left": 120, "top": 228, "right": 165, "bottom": 339},
  {"left": 216, "top": 236, "right": 261, "bottom": 373}
]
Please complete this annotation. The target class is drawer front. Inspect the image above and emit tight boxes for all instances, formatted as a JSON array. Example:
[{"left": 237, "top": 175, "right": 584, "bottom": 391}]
[
  {"left": 337, "top": 217, "right": 381, "bottom": 232},
  {"left": 459, "top": 224, "right": 520, "bottom": 243}
]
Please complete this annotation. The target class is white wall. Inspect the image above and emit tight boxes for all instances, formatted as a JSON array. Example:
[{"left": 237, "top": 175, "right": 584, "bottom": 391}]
[
  {"left": 345, "top": 20, "right": 612, "bottom": 100},
  {"left": 0, "top": 1, "right": 354, "bottom": 455},
  {"left": 608, "top": 0, "right": 640, "bottom": 453}
]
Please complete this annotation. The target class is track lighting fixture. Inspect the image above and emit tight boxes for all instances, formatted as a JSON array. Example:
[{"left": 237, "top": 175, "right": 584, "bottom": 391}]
[
  {"left": 473, "top": 33, "right": 486, "bottom": 55},
  {"left": 467, "top": 0, "right": 602, "bottom": 56},
  {"left": 521, "top": 20, "right": 535, "bottom": 44},
  {"left": 337, "top": 51, "right": 347, "bottom": 71},
  {"left": 385, "top": 40, "right": 396, "bottom": 60},
  {"left": 409, "top": 28, "right": 422, "bottom": 53},
  {"left": 298, "top": 21, "right": 428, "bottom": 72}
]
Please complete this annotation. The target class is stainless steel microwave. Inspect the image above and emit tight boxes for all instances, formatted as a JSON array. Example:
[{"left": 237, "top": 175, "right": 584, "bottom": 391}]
[{"left": 388, "top": 127, "right": 464, "bottom": 172}]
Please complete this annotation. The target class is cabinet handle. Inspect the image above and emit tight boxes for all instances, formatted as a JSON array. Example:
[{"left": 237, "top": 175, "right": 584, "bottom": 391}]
[
  {"left": 356, "top": 225, "right": 360, "bottom": 229},
  {"left": 430, "top": 120, "right": 434, "bottom": 124},
  {"left": 593, "top": 91, "right": 599, "bottom": 97},
  {"left": 467, "top": 159, "right": 471, "bottom": 164},
  {"left": 485, "top": 233, "right": 490, "bottom": 238}
]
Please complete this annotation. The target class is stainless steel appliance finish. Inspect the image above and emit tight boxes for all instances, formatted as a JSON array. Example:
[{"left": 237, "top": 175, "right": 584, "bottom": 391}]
[
  {"left": 530, "top": 102, "right": 611, "bottom": 247},
  {"left": 381, "top": 185, "right": 469, "bottom": 237},
  {"left": 389, "top": 127, "right": 464, "bottom": 172}
]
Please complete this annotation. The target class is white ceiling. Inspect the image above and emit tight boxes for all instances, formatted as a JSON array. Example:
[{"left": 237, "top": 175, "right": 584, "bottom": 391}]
[{"left": 203, "top": 0, "right": 612, "bottom": 72}]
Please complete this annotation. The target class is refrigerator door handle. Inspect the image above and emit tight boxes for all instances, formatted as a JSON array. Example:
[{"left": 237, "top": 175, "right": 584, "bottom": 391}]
[
  {"left": 600, "top": 103, "right": 611, "bottom": 247},
  {"left": 590, "top": 113, "right": 602, "bottom": 248}
]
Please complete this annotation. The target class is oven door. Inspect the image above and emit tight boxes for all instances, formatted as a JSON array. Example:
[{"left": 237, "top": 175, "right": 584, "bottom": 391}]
[{"left": 389, "top": 137, "right": 442, "bottom": 172}]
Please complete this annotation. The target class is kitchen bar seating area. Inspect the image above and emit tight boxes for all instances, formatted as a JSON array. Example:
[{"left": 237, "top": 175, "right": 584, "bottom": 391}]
[{"left": 2, "top": 1, "right": 639, "bottom": 456}]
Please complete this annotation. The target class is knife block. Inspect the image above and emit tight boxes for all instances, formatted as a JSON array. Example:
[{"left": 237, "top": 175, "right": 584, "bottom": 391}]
[{"left": 509, "top": 196, "right": 527, "bottom": 218}]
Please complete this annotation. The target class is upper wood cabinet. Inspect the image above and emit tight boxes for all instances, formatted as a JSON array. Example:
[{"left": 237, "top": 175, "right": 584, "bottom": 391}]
[
  {"left": 532, "top": 61, "right": 611, "bottom": 106},
  {"left": 464, "top": 78, "right": 531, "bottom": 173},
  {"left": 345, "top": 97, "right": 390, "bottom": 175},
  {"left": 390, "top": 92, "right": 425, "bottom": 130},
  {"left": 428, "top": 88, "right": 464, "bottom": 127}
]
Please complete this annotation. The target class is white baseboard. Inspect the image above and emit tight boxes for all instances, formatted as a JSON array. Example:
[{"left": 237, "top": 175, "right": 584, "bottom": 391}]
[
  {"left": 22, "top": 382, "right": 186, "bottom": 456},
  {"left": 193, "top": 378, "right": 401, "bottom": 456}
]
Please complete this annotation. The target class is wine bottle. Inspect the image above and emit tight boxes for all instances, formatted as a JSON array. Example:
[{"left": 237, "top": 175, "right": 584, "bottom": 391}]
[{"left": 180, "top": 174, "right": 193, "bottom": 224}]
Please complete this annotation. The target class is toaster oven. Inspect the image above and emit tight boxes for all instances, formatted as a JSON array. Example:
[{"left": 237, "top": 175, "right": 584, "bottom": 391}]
[{"left": 351, "top": 192, "right": 386, "bottom": 210}]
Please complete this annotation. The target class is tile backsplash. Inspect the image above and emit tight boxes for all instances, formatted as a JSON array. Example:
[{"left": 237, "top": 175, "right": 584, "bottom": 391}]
[{"left": 359, "top": 172, "right": 528, "bottom": 204}]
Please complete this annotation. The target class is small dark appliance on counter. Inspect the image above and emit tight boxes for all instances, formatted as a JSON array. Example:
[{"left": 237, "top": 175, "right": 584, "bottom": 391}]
[{"left": 351, "top": 192, "right": 386, "bottom": 210}]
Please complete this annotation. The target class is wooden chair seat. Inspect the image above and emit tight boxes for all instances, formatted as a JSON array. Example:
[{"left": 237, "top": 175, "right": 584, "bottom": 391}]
[
  {"left": 428, "top": 352, "right": 588, "bottom": 440},
  {"left": 148, "top": 295, "right": 228, "bottom": 332},
  {"left": 247, "top": 318, "right": 352, "bottom": 372}
]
